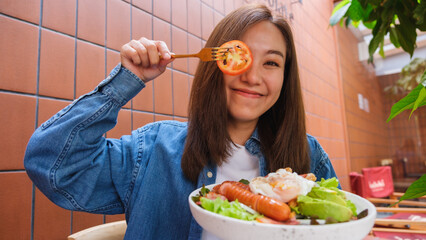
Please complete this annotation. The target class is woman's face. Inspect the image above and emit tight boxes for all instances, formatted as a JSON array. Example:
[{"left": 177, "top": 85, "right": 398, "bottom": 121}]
[{"left": 224, "top": 21, "right": 286, "bottom": 127}]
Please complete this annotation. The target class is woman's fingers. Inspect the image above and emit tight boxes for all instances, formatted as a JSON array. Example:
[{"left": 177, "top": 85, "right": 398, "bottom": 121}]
[
  {"left": 128, "top": 39, "right": 147, "bottom": 66},
  {"left": 137, "top": 38, "right": 156, "bottom": 67},
  {"left": 120, "top": 38, "right": 174, "bottom": 82},
  {"left": 121, "top": 43, "right": 140, "bottom": 65},
  {"left": 156, "top": 41, "right": 171, "bottom": 61}
]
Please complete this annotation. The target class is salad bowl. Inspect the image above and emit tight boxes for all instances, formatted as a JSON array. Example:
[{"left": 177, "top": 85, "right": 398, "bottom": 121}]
[{"left": 188, "top": 184, "right": 376, "bottom": 240}]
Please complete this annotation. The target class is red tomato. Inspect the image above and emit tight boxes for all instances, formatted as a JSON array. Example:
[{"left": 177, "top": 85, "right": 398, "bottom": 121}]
[{"left": 217, "top": 40, "right": 253, "bottom": 76}]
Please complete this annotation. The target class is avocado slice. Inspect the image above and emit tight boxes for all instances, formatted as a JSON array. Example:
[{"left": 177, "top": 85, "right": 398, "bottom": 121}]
[
  {"left": 297, "top": 195, "right": 353, "bottom": 222},
  {"left": 307, "top": 187, "right": 347, "bottom": 206}
]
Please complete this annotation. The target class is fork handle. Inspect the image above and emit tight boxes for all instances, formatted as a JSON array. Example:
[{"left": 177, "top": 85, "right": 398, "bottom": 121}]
[{"left": 171, "top": 54, "right": 198, "bottom": 58}]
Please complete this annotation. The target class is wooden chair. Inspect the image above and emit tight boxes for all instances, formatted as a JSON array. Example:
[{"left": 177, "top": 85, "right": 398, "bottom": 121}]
[
  {"left": 67, "top": 220, "right": 127, "bottom": 240},
  {"left": 350, "top": 167, "right": 426, "bottom": 237},
  {"left": 371, "top": 194, "right": 426, "bottom": 235}
]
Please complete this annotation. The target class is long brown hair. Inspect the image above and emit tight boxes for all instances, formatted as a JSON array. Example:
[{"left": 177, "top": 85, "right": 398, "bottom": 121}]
[{"left": 181, "top": 4, "right": 310, "bottom": 182}]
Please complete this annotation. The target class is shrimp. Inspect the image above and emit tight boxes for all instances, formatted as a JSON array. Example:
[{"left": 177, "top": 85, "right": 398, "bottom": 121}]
[{"left": 215, "top": 182, "right": 291, "bottom": 221}]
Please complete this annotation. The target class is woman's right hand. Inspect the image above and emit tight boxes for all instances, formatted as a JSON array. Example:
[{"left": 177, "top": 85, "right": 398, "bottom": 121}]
[{"left": 120, "top": 37, "right": 174, "bottom": 83}]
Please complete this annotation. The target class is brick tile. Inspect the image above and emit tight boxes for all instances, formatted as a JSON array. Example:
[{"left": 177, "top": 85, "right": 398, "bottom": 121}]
[
  {"left": 153, "top": 0, "right": 171, "bottom": 22},
  {"left": 172, "top": 0, "right": 187, "bottom": 30},
  {"left": 34, "top": 188, "right": 71, "bottom": 239},
  {"left": 77, "top": 0, "right": 105, "bottom": 45},
  {"left": 132, "top": 6, "right": 152, "bottom": 40},
  {"left": 133, "top": 80, "right": 154, "bottom": 112},
  {"left": 38, "top": 98, "right": 71, "bottom": 127},
  {"left": 107, "top": 109, "right": 132, "bottom": 138},
  {"left": 75, "top": 40, "right": 105, "bottom": 97},
  {"left": 153, "top": 68, "right": 173, "bottom": 115},
  {"left": 187, "top": 34, "right": 202, "bottom": 75},
  {"left": 39, "top": 29, "right": 75, "bottom": 100},
  {"left": 106, "top": 0, "right": 131, "bottom": 51},
  {"left": 154, "top": 114, "right": 174, "bottom": 121},
  {"left": 72, "top": 211, "right": 103, "bottom": 234},
  {"left": 153, "top": 17, "right": 171, "bottom": 48},
  {"left": 173, "top": 70, "right": 189, "bottom": 117},
  {"left": 213, "top": 11, "right": 224, "bottom": 27},
  {"left": 105, "top": 214, "right": 125, "bottom": 223},
  {"left": 187, "top": 0, "right": 201, "bottom": 37},
  {"left": 201, "top": 3, "right": 214, "bottom": 41},
  {"left": 213, "top": 0, "right": 224, "bottom": 14},
  {"left": 0, "top": 172, "right": 32, "bottom": 240},
  {"left": 132, "top": 111, "right": 154, "bottom": 130},
  {"left": 174, "top": 116, "right": 188, "bottom": 122},
  {"left": 339, "top": 175, "right": 350, "bottom": 191},
  {"left": 0, "top": 93, "right": 36, "bottom": 170},
  {"left": 107, "top": 49, "right": 121, "bottom": 75},
  {"left": 0, "top": 16, "right": 38, "bottom": 94},
  {"left": 202, "top": 0, "right": 213, "bottom": 7},
  {"left": 132, "top": 0, "right": 152, "bottom": 12},
  {"left": 330, "top": 158, "right": 349, "bottom": 177},
  {"left": 42, "top": 0, "right": 76, "bottom": 36},
  {"left": 172, "top": 26, "right": 188, "bottom": 73},
  {"left": 224, "top": 0, "right": 234, "bottom": 14},
  {"left": 0, "top": 0, "right": 40, "bottom": 24}
]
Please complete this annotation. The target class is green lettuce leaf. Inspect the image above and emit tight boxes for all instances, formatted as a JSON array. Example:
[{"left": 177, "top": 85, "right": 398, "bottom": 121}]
[
  {"left": 318, "top": 177, "right": 339, "bottom": 188},
  {"left": 200, "top": 197, "right": 260, "bottom": 221}
]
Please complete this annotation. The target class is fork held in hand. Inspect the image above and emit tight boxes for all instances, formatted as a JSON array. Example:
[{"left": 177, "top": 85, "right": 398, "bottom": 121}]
[{"left": 172, "top": 47, "right": 230, "bottom": 62}]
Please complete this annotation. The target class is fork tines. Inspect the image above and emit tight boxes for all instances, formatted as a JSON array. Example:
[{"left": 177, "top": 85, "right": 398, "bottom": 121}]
[{"left": 211, "top": 47, "right": 230, "bottom": 60}]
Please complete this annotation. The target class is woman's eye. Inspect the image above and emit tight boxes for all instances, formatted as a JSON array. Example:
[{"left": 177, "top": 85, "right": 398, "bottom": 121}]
[{"left": 265, "top": 61, "right": 279, "bottom": 67}]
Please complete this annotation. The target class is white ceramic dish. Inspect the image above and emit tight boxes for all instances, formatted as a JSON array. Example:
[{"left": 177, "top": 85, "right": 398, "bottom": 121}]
[{"left": 189, "top": 184, "right": 376, "bottom": 240}]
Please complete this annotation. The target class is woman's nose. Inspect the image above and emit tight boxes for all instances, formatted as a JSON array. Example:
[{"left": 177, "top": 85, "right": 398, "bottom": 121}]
[{"left": 240, "top": 63, "right": 261, "bottom": 85}]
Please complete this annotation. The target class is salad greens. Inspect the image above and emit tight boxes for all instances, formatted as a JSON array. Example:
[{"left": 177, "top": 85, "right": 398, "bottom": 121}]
[{"left": 200, "top": 197, "right": 261, "bottom": 221}]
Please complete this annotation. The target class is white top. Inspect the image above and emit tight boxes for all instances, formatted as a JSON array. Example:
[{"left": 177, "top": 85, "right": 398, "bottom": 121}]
[{"left": 201, "top": 143, "right": 260, "bottom": 240}]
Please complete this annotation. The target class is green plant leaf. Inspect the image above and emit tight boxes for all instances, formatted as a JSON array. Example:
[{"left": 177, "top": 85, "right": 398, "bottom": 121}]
[
  {"left": 414, "top": 0, "right": 426, "bottom": 30},
  {"left": 389, "top": 27, "right": 400, "bottom": 48},
  {"left": 368, "top": 22, "right": 387, "bottom": 57},
  {"left": 410, "top": 86, "right": 426, "bottom": 118},
  {"left": 330, "top": 1, "right": 351, "bottom": 26},
  {"left": 348, "top": 0, "right": 364, "bottom": 22},
  {"left": 386, "top": 81, "right": 426, "bottom": 122},
  {"left": 392, "top": 174, "right": 426, "bottom": 206},
  {"left": 331, "top": 0, "right": 350, "bottom": 15},
  {"left": 363, "top": 20, "right": 376, "bottom": 29},
  {"left": 395, "top": 10, "right": 417, "bottom": 57},
  {"left": 379, "top": 39, "right": 385, "bottom": 58}
]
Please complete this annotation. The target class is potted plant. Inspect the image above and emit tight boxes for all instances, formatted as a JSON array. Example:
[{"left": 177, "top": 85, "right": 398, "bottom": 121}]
[{"left": 329, "top": 0, "right": 425, "bottom": 200}]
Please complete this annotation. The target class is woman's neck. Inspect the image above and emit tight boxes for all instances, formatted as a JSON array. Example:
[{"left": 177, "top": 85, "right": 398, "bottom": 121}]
[{"left": 227, "top": 119, "right": 258, "bottom": 145}]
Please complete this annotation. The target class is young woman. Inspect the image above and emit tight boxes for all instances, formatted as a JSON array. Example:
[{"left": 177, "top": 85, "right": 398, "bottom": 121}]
[{"left": 24, "top": 4, "right": 338, "bottom": 239}]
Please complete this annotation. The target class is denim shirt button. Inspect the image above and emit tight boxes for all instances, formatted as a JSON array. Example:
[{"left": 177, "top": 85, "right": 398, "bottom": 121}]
[{"left": 207, "top": 171, "right": 213, "bottom": 178}]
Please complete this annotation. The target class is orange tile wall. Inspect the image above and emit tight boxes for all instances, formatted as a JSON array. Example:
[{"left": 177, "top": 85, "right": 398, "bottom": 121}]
[
  {"left": 334, "top": 26, "right": 393, "bottom": 174},
  {"left": 0, "top": 0, "right": 387, "bottom": 239},
  {"left": 378, "top": 73, "right": 426, "bottom": 179}
]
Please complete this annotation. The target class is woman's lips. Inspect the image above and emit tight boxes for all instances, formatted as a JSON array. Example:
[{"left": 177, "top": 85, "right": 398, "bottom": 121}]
[{"left": 233, "top": 88, "right": 263, "bottom": 98}]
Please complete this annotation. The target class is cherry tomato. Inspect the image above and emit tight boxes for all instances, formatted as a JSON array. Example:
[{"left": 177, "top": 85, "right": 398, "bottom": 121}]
[{"left": 217, "top": 40, "right": 253, "bottom": 76}]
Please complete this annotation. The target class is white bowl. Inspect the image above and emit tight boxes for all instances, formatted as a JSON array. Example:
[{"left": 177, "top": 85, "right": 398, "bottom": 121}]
[{"left": 189, "top": 184, "right": 376, "bottom": 240}]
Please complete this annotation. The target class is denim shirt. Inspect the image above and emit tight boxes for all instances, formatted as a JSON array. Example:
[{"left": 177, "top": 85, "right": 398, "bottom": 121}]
[{"left": 24, "top": 64, "right": 338, "bottom": 240}]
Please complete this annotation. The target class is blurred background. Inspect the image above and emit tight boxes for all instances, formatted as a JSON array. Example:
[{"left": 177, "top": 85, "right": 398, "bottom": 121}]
[{"left": 0, "top": 0, "right": 425, "bottom": 239}]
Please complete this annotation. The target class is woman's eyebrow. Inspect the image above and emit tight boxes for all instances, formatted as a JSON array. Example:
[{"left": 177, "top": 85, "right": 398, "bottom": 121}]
[{"left": 266, "top": 49, "right": 284, "bottom": 58}]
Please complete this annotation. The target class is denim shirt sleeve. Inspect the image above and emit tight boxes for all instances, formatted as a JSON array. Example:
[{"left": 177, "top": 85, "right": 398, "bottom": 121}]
[
  {"left": 307, "top": 134, "right": 340, "bottom": 188},
  {"left": 24, "top": 64, "right": 145, "bottom": 214}
]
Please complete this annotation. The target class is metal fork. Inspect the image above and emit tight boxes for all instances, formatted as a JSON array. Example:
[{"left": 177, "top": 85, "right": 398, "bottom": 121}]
[{"left": 171, "top": 47, "right": 230, "bottom": 62}]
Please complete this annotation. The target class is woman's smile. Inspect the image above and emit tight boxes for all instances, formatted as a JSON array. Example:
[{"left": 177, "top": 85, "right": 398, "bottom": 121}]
[{"left": 233, "top": 88, "right": 264, "bottom": 98}]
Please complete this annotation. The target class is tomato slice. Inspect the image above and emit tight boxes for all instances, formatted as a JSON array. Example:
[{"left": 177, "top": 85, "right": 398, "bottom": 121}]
[{"left": 217, "top": 40, "right": 253, "bottom": 76}]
